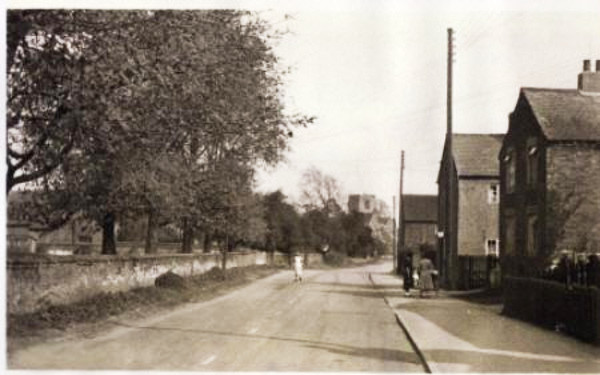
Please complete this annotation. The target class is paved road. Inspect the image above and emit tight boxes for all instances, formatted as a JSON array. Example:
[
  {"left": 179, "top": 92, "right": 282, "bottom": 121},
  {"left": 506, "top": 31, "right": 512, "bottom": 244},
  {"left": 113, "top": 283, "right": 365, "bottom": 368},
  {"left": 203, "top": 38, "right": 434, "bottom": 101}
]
[{"left": 10, "top": 261, "right": 425, "bottom": 372}]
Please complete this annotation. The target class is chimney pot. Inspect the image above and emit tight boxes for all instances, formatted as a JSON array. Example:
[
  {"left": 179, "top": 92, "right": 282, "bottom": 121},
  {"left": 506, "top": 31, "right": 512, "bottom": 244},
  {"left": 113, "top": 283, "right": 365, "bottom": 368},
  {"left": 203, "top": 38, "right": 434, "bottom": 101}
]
[
  {"left": 578, "top": 59, "right": 600, "bottom": 93},
  {"left": 583, "top": 60, "right": 591, "bottom": 72}
]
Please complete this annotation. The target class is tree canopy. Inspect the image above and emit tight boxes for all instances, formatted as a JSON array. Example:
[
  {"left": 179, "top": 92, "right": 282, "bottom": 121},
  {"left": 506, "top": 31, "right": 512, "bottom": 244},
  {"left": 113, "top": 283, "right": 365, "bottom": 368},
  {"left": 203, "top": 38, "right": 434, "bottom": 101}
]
[{"left": 7, "top": 10, "right": 313, "bottom": 254}]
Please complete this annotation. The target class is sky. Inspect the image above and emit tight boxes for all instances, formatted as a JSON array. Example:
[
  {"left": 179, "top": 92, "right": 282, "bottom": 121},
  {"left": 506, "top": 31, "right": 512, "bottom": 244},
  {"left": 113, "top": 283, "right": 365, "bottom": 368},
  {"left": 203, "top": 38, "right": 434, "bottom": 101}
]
[
  {"left": 4, "top": 0, "right": 600, "bottom": 218},
  {"left": 252, "top": 2, "right": 600, "bottom": 214}
]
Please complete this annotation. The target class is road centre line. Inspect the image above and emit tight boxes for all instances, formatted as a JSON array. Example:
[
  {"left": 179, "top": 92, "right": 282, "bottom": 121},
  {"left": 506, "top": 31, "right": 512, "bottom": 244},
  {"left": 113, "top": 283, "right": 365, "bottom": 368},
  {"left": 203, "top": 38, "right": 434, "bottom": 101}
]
[{"left": 201, "top": 355, "right": 217, "bottom": 365}]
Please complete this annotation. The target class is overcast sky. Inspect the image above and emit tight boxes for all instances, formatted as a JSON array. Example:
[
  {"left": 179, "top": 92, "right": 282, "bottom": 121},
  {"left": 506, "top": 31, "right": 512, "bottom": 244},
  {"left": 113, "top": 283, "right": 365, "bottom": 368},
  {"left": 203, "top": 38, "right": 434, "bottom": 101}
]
[
  {"left": 5, "top": 0, "right": 600, "bottom": 216},
  {"left": 253, "top": 2, "right": 600, "bottom": 214}
]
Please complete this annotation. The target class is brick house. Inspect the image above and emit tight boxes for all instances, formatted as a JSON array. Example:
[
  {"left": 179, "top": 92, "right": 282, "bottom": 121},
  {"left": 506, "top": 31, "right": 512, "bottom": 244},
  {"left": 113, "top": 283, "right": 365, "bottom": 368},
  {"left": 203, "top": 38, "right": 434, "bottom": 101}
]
[
  {"left": 438, "top": 133, "right": 503, "bottom": 290},
  {"left": 499, "top": 60, "right": 600, "bottom": 277},
  {"left": 399, "top": 194, "right": 438, "bottom": 268}
]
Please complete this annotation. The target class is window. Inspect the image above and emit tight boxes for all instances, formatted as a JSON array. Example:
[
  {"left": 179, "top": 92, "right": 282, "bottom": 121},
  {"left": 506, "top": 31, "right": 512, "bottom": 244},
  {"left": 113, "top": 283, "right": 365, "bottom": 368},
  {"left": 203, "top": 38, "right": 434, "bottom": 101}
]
[
  {"left": 526, "top": 143, "right": 539, "bottom": 187},
  {"left": 505, "top": 215, "right": 516, "bottom": 255},
  {"left": 504, "top": 149, "right": 516, "bottom": 193},
  {"left": 364, "top": 199, "right": 371, "bottom": 211},
  {"left": 488, "top": 184, "right": 499, "bottom": 204},
  {"left": 486, "top": 239, "right": 499, "bottom": 257},
  {"left": 527, "top": 214, "right": 538, "bottom": 256}
]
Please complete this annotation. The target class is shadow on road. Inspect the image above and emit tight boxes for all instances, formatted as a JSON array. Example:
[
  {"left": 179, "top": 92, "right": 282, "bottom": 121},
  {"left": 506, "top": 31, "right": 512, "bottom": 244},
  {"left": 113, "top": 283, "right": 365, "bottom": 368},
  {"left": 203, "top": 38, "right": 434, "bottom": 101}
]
[{"left": 107, "top": 321, "right": 424, "bottom": 368}]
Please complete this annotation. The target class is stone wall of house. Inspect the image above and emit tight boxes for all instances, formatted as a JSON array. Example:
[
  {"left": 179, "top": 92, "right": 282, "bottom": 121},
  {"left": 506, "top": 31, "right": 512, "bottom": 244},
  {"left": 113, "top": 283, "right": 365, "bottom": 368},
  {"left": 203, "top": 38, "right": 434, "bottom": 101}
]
[
  {"left": 458, "top": 179, "right": 500, "bottom": 256},
  {"left": 404, "top": 222, "right": 436, "bottom": 252},
  {"left": 546, "top": 144, "right": 600, "bottom": 252},
  {"left": 7, "top": 251, "right": 286, "bottom": 315}
]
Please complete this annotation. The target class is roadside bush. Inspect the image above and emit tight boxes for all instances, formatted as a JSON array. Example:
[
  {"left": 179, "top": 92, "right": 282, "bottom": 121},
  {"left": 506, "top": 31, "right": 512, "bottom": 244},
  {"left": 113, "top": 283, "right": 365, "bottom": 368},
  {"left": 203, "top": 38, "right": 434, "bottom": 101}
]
[
  {"left": 323, "top": 251, "right": 346, "bottom": 267},
  {"left": 155, "top": 271, "right": 188, "bottom": 290}
]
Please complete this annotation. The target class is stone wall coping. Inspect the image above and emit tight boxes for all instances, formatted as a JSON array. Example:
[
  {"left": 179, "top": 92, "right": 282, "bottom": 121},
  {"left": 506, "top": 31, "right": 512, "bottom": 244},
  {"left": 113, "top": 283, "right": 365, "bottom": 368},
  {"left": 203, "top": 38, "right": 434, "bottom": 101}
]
[{"left": 7, "top": 250, "right": 259, "bottom": 266}]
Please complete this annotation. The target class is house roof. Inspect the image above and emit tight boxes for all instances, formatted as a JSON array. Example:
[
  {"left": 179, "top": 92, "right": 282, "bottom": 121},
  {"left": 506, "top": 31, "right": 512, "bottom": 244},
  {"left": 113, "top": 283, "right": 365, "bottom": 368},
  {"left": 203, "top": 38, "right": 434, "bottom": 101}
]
[
  {"left": 521, "top": 88, "right": 600, "bottom": 141},
  {"left": 453, "top": 133, "right": 504, "bottom": 177},
  {"left": 402, "top": 194, "right": 437, "bottom": 223}
]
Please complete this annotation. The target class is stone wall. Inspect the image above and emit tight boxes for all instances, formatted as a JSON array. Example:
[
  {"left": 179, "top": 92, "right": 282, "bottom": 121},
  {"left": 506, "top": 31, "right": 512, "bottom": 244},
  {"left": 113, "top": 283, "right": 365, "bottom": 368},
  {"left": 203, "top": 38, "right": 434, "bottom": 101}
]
[
  {"left": 7, "top": 250, "right": 274, "bottom": 315},
  {"left": 546, "top": 144, "right": 600, "bottom": 251}
]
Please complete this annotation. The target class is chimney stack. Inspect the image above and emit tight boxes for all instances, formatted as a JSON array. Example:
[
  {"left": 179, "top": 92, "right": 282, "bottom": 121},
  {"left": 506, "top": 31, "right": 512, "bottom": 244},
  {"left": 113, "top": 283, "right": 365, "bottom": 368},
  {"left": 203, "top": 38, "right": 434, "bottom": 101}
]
[{"left": 578, "top": 59, "right": 600, "bottom": 93}]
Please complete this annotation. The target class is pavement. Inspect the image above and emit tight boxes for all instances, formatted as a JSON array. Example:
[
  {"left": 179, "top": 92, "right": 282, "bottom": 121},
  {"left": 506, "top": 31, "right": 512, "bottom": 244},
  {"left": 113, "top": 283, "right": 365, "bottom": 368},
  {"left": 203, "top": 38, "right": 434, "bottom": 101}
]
[{"left": 369, "top": 268, "right": 600, "bottom": 373}]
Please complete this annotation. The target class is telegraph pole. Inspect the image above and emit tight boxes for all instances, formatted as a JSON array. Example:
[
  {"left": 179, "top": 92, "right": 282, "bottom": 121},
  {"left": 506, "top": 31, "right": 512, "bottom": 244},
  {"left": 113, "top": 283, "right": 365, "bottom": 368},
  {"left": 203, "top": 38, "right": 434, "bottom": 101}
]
[
  {"left": 397, "top": 150, "right": 404, "bottom": 274},
  {"left": 393, "top": 196, "right": 396, "bottom": 273},
  {"left": 445, "top": 28, "right": 454, "bottom": 288},
  {"left": 447, "top": 28, "right": 453, "bottom": 137}
]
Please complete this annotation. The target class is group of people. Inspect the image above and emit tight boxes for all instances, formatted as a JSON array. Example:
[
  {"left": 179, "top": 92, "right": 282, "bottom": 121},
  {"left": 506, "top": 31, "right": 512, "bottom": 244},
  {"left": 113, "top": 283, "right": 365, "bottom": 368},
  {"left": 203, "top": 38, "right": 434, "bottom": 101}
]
[{"left": 402, "top": 253, "right": 438, "bottom": 297}]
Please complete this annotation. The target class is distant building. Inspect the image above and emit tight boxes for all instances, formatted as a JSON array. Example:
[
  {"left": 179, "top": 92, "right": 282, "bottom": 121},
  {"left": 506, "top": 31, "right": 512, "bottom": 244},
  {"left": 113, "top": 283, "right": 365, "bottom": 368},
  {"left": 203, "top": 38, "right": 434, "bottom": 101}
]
[
  {"left": 7, "top": 191, "right": 101, "bottom": 255},
  {"left": 499, "top": 60, "right": 600, "bottom": 277},
  {"left": 438, "top": 133, "right": 503, "bottom": 290},
  {"left": 348, "top": 194, "right": 379, "bottom": 214},
  {"left": 399, "top": 194, "right": 438, "bottom": 268},
  {"left": 348, "top": 194, "right": 393, "bottom": 254}
]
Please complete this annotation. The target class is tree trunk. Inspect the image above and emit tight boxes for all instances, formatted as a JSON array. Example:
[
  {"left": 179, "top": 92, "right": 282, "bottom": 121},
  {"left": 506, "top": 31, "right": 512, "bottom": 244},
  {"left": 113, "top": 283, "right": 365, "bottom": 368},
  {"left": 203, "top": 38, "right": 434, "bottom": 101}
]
[
  {"left": 221, "top": 234, "right": 228, "bottom": 270},
  {"left": 181, "top": 218, "right": 194, "bottom": 253},
  {"left": 203, "top": 232, "right": 212, "bottom": 253},
  {"left": 144, "top": 209, "right": 157, "bottom": 254},
  {"left": 101, "top": 212, "right": 117, "bottom": 255}
]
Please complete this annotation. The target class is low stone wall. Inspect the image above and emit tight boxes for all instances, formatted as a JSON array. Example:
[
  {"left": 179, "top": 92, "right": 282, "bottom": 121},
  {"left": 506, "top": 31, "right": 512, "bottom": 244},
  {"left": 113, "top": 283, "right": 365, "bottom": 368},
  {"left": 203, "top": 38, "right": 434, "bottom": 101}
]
[
  {"left": 7, "top": 250, "right": 268, "bottom": 315},
  {"left": 305, "top": 252, "right": 323, "bottom": 267}
]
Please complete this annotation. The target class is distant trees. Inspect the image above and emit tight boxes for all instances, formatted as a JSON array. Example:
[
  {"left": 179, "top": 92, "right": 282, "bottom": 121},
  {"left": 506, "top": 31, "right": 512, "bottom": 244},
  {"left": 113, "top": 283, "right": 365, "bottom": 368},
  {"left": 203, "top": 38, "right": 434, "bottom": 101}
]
[
  {"left": 299, "top": 166, "right": 343, "bottom": 213},
  {"left": 257, "top": 167, "right": 384, "bottom": 259}
]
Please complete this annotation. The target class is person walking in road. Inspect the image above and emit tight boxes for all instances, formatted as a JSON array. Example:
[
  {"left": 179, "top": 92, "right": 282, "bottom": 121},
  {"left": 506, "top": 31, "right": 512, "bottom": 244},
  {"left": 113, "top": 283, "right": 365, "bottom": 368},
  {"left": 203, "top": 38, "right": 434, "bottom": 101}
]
[
  {"left": 418, "top": 256, "right": 435, "bottom": 298},
  {"left": 402, "top": 253, "right": 414, "bottom": 297},
  {"left": 293, "top": 253, "right": 304, "bottom": 282}
]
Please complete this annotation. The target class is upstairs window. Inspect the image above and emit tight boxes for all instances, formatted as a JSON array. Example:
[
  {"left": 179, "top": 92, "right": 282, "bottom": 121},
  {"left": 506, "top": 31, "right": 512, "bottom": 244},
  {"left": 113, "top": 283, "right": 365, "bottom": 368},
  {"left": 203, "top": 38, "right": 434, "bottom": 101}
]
[
  {"left": 503, "top": 149, "right": 516, "bottom": 194},
  {"left": 488, "top": 184, "right": 499, "bottom": 204},
  {"left": 526, "top": 142, "right": 539, "bottom": 187}
]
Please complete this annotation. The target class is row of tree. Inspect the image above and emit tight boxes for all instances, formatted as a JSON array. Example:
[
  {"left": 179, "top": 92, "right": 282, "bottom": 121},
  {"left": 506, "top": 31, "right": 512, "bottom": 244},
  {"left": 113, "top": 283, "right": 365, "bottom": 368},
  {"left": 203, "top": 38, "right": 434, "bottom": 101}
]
[
  {"left": 116, "top": 185, "right": 385, "bottom": 259},
  {"left": 7, "top": 10, "right": 313, "bottom": 254}
]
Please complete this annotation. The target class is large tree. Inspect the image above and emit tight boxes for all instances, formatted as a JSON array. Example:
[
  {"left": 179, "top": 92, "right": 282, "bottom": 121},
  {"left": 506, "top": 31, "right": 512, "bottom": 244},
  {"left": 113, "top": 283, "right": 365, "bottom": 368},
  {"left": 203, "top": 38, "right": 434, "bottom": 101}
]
[
  {"left": 7, "top": 10, "right": 88, "bottom": 194},
  {"left": 8, "top": 10, "right": 312, "bottom": 255},
  {"left": 263, "top": 190, "right": 302, "bottom": 253}
]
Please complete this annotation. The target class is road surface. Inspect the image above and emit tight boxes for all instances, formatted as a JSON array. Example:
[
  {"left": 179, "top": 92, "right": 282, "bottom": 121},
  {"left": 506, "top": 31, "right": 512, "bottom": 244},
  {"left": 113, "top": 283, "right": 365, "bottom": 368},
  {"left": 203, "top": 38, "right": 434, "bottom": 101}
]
[{"left": 9, "top": 261, "right": 425, "bottom": 371}]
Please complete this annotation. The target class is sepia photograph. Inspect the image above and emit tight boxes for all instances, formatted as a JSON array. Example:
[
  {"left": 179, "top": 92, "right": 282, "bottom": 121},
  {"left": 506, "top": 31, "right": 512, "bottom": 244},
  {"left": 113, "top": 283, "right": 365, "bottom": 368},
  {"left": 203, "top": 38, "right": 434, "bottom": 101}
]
[{"left": 4, "top": 0, "right": 600, "bottom": 373}]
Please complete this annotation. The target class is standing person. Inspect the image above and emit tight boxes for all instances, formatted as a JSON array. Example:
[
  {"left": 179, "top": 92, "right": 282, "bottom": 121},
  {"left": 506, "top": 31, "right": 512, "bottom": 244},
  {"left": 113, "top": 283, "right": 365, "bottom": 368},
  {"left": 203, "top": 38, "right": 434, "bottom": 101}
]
[
  {"left": 587, "top": 254, "right": 600, "bottom": 288},
  {"left": 402, "top": 253, "right": 414, "bottom": 297},
  {"left": 293, "top": 253, "right": 304, "bottom": 282},
  {"left": 418, "top": 256, "right": 435, "bottom": 298}
]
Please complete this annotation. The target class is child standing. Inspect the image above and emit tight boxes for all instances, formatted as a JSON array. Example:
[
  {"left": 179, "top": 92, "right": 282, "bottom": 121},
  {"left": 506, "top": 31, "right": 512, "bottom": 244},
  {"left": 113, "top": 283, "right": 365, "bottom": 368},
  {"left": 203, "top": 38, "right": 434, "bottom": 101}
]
[{"left": 293, "top": 254, "right": 304, "bottom": 282}]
